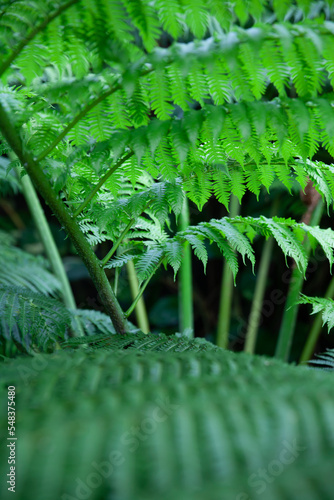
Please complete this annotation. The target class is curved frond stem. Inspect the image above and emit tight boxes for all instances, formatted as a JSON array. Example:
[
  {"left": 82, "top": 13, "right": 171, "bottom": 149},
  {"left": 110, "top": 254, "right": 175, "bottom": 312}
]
[
  {"left": 124, "top": 257, "right": 164, "bottom": 319},
  {"left": 73, "top": 151, "right": 134, "bottom": 218},
  {"left": 0, "top": 0, "right": 17, "bottom": 22},
  {"left": 0, "top": 102, "right": 128, "bottom": 334},
  {"left": 0, "top": 0, "right": 79, "bottom": 77},
  {"left": 14, "top": 163, "right": 84, "bottom": 336},
  {"left": 36, "top": 82, "right": 122, "bottom": 162},
  {"left": 101, "top": 218, "right": 135, "bottom": 267},
  {"left": 37, "top": 67, "right": 154, "bottom": 162}
]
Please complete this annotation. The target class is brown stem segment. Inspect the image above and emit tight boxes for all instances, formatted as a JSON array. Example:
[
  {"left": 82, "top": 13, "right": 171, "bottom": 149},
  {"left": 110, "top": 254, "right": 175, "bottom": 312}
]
[{"left": 0, "top": 102, "right": 128, "bottom": 334}]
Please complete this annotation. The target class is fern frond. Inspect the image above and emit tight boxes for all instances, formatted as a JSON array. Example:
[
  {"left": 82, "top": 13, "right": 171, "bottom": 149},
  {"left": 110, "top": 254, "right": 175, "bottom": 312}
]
[
  {"left": 298, "top": 294, "right": 334, "bottom": 332},
  {"left": 0, "top": 285, "right": 70, "bottom": 352},
  {"left": 0, "top": 242, "right": 61, "bottom": 296},
  {"left": 1, "top": 341, "right": 334, "bottom": 499},
  {"left": 0, "top": 155, "right": 20, "bottom": 194},
  {"left": 135, "top": 245, "right": 164, "bottom": 284}
]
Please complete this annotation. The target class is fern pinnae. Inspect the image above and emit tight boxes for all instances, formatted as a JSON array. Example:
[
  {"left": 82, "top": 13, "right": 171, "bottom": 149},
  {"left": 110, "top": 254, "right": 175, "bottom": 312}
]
[
  {"left": 0, "top": 285, "right": 71, "bottom": 352},
  {"left": 298, "top": 295, "right": 334, "bottom": 333},
  {"left": 0, "top": 0, "right": 79, "bottom": 78},
  {"left": 73, "top": 151, "right": 134, "bottom": 217},
  {"left": 135, "top": 245, "right": 164, "bottom": 285},
  {"left": 126, "top": 254, "right": 164, "bottom": 318},
  {"left": 102, "top": 219, "right": 138, "bottom": 266}
]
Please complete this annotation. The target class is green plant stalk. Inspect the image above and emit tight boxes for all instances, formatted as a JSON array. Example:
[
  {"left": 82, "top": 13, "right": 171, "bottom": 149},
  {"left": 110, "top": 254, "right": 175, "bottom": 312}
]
[
  {"left": 126, "top": 260, "right": 150, "bottom": 333},
  {"left": 244, "top": 235, "right": 275, "bottom": 354},
  {"left": 125, "top": 257, "right": 163, "bottom": 319},
  {"left": 15, "top": 165, "right": 84, "bottom": 336},
  {"left": 275, "top": 200, "right": 324, "bottom": 361},
  {"left": 73, "top": 152, "right": 134, "bottom": 217},
  {"left": 0, "top": 0, "right": 79, "bottom": 77},
  {"left": 101, "top": 218, "right": 135, "bottom": 267},
  {"left": 243, "top": 197, "right": 280, "bottom": 354},
  {"left": 0, "top": 102, "right": 128, "bottom": 334},
  {"left": 299, "top": 275, "right": 334, "bottom": 363},
  {"left": 216, "top": 195, "right": 241, "bottom": 348},
  {"left": 178, "top": 198, "right": 194, "bottom": 337}
]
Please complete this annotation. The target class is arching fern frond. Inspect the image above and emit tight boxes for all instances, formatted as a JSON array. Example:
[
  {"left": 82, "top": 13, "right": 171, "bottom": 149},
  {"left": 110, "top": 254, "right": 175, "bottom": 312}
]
[
  {"left": 1, "top": 342, "right": 334, "bottom": 500},
  {"left": 132, "top": 216, "right": 334, "bottom": 285},
  {"left": 62, "top": 331, "right": 219, "bottom": 352}
]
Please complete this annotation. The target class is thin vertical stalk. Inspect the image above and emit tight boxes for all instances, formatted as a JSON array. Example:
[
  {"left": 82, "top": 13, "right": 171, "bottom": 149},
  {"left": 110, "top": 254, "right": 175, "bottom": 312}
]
[
  {"left": 299, "top": 275, "right": 334, "bottom": 363},
  {"left": 125, "top": 257, "right": 163, "bottom": 319},
  {"left": 126, "top": 260, "right": 150, "bottom": 333},
  {"left": 275, "top": 200, "right": 324, "bottom": 361},
  {"left": 16, "top": 166, "right": 84, "bottom": 336},
  {"left": 244, "top": 197, "right": 280, "bottom": 354},
  {"left": 244, "top": 236, "right": 274, "bottom": 354},
  {"left": 178, "top": 197, "right": 194, "bottom": 338},
  {"left": 216, "top": 195, "right": 240, "bottom": 348}
]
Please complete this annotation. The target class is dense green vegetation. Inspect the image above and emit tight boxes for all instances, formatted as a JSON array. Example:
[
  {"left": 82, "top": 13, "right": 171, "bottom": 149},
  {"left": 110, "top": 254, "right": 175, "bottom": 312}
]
[{"left": 1, "top": 1, "right": 334, "bottom": 499}]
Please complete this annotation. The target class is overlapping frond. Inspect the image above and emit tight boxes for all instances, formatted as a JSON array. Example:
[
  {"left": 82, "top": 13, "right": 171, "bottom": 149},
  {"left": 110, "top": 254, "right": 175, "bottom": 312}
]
[
  {"left": 1, "top": 340, "right": 334, "bottom": 500},
  {"left": 0, "top": 285, "right": 70, "bottom": 351}
]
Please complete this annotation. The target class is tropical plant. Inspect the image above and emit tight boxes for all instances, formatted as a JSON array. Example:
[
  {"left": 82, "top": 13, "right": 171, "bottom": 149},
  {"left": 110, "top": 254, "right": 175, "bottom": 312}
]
[
  {"left": 1, "top": 336, "right": 334, "bottom": 500},
  {"left": 2, "top": 0, "right": 334, "bottom": 344},
  {"left": 1, "top": 1, "right": 334, "bottom": 499}
]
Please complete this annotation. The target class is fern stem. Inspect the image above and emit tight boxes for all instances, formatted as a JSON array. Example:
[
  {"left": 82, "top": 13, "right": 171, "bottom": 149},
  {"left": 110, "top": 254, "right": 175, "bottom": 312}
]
[
  {"left": 73, "top": 152, "right": 134, "bottom": 218},
  {"left": 0, "top": 102, "right": 128, "bottom": 334},
  {"left": 178, "top": 197, "right": 193, "bottom": 337},
  {"left": 244, "top": 197, "right": 280, "bottom": 354},
  {"left": 0, "top": 0, "right": 79, "bottom": 77},
  {"left": 101, "top": 218, "right": 135, "bottom": 267},
  {"left": 216, "top": 195, "right": 240, "bottom": 348},
  {"left": 244, "top": 236, "right": 274, "bottom": 354},
  {"left": 14, "top": 165, "right": 84, "bottom": 336},
  {"left": 275, "top": 199, "right": 324, "bottom": 361},
  {"left": 36, "top": 67, "right": 153, "bottom": 162},
  {"left": 124, "top": 257, "right": 163, "bottom": 319},
  {"left": 126, "top": 259, "right": 150, "bottom": 333},
  {"left": 299, "top": 275, "right": 334, "bottom": 363}
]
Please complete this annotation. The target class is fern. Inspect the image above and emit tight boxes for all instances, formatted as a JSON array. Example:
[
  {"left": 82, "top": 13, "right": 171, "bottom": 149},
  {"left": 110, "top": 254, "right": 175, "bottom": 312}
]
[
  {"left": 0, "top": 239, "right": 61, "bottom": 296},
  {"left": 62, "top": 331, "right": 219, "bottom": 352},
  {"left": 0, "top": 155, "right": 20, "bottom": 194},
  {"left": 0, "top": 285, "right": 70, "bottom": 352},
  {"left": 1, "top": 339, "right": 334, "bottom": 499},
  {"left": 3, "top": 3, "right": 334, "bottom": 500},
  {"left": 298, "top": 294, "right": 334, "bottom": 332}
]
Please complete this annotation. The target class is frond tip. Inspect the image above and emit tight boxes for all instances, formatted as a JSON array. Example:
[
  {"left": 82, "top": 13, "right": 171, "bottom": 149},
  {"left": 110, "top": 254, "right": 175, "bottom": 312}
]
[{"left": 298, "top": 294, "right": 334, "bottom": 333}]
